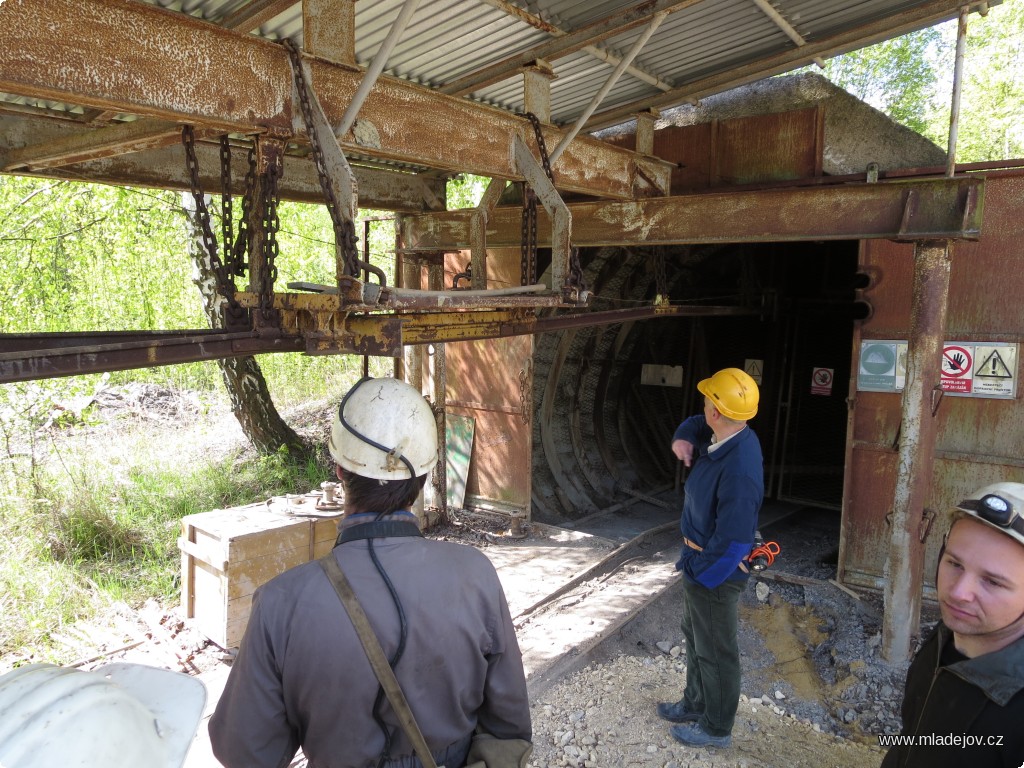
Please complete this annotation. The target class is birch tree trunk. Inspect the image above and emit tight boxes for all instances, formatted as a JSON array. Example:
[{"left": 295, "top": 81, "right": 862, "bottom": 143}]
[{"left": 183, "top": 194, "right": 308, "bottom": 459}]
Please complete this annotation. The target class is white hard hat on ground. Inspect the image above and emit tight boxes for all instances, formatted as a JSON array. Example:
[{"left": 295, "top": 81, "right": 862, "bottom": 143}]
[
  {"left": 328, "top": 377, "right": 438, "bottom": 480},
  {"left": 0, "top": 662, "right": 206, "bottom": 768}
]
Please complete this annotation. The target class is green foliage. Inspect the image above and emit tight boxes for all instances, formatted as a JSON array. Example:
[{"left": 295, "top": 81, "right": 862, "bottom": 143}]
[
  {"left": 0, "top": 406, "right": 336, "bottom": 660},
  {"left": 446, "top": 174, "right": 489, "bottom": 209},
  {"left": 811, "top": 2, "right": 1024, "bottom": 163},
  {"left": 932, "top": 1, "right": 1024, "bottom": 161},
  {"left": 817, "top": 28, "right": 942, "bottom": 136}
]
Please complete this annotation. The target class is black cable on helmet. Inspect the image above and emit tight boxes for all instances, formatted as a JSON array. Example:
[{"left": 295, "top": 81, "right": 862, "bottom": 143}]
[{"left": 339, "top": 377, "right": 415, "bottom": 478}]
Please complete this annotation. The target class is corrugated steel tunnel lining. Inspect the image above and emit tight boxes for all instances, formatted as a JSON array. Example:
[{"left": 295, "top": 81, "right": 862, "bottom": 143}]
[{"left": 530, "top": 240, "right": 861, "bottom": 524}]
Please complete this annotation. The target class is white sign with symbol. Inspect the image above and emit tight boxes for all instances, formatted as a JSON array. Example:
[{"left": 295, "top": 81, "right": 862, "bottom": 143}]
[
  {"left": 941, "top": 344, "right": 973, "bottom": 393},
  {"left": 857, "top": 340, "right": 1017, "bottom": 399},
  {"left": 973, "top": 344, "right": 1017, "bottom": 397},
  {"left": 810, "top": 367, "right": 834, "bottom": 395}
]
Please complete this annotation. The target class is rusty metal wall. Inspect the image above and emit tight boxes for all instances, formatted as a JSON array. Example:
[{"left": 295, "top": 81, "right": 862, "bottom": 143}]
[
  {"left": 605, "top": 107, "right": 822, "bottom": 193},
  {"left": 839, "top": 171, "right": 1024, "bottom": 591},
  {"left": 444, "top": 247, "right": 533, "bottom": 514}
]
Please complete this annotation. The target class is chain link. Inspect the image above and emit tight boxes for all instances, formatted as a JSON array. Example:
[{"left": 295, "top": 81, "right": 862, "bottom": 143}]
[
  {"left": 181, "top": 126, "right": 246, "bottom": 327},
  {"left": 259, "top": 156, "right": 282, "bottom": 322},
  {"left": 519, "top": 360, "right": 531, "bottom": 425},
  {"left": 218, "top": 136, "right": 235, "bottom": 274},
  {"left": 655, "top": 249, "right": 668, "bottom": 300},
  {"left": 521, "top": 112, "right": 585, "bottom": 294},
  {"left": 283, "top": 39, "right": 366, "bottom": 281}
]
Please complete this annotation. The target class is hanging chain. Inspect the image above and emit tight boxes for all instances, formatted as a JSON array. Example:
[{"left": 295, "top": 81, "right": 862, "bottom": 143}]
[
  {"left": 521, "top": 185, "right": 537, "bottom": 286},
  {"left": 232, "top": 145, "right": 257, "bottom": 276},
  {"left": 521, "top": 112, "right": 585, "bottom": 296},
  {"left": 283, "top": 38, "right": 365, "bottom": 281},
  {"left": 259, "top": 157, "right": 282, "bottom": 322},
  {"left": 218, "top": 136, "right": 235, "bottom": 274},
  {"left": 655, "top": 249, "right": 668, "bottom": 301},
  {"left": 182, "top": 126, "right": 246, "bottom": 327},
  {"left": 519, "top": 359, "right": 532, "bottom": 425}
]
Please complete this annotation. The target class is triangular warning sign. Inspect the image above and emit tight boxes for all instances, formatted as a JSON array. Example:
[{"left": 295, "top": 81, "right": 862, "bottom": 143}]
[
  {"left": 745, "top": 360, "right": 762, "bottom": 379},
  {"left": 975, "top": 349, "right": 1013, "bottom": 379}
]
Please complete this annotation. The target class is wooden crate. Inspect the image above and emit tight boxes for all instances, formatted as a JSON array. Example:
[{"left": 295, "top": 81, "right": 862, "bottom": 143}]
[{"left": 179, "top": 502, "right": 341, "bottom": 649}]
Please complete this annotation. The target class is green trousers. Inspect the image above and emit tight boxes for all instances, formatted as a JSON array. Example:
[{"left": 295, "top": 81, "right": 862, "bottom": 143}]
[{"left": 679, "top": 576, "right": 745, "bottom": 737}]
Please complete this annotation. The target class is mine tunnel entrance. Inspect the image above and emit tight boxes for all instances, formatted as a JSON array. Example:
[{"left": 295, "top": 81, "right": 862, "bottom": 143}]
[{"left": 531, "top": 239, "right": 861, "bottom": 526}]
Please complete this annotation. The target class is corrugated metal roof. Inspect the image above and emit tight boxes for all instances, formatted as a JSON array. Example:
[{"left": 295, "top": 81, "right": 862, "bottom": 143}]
[
  {"left": 0, "top": 0, "right": 993, "bottom": 174},
  {"left": 93, "top": 0, "right": 985, "bottom": 131}
]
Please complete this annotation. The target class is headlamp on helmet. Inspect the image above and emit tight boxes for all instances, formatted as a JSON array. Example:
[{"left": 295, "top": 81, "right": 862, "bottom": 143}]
[{"left": 955, "top": 482, "right": 1024, "bottom": 548}]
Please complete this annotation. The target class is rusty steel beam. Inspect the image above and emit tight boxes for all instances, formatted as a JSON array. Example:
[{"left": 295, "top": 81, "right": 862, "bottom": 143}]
[
  {"left": 584, "top": 0, "right": 991, "bottom": 131},
  {"left": 2, "top": 119, "right": 197, "bottom": 172},
  {"left": 0, "top": 301, "right": 757, "bottom": 383},
  {"left": 0, "top": 331, "right": 304, "bottom": 384},
  {"left": 400, "top": 176, "right": 986, "bottom": 250},
  {"left": 0, "top": 0, "right": 670, "bottom": 200},
  {"left": 441, "top": 0, "right": 703, "bottom": 96},
  {"left": 0, "top": 113, "right": 447, "bottom": 211}
]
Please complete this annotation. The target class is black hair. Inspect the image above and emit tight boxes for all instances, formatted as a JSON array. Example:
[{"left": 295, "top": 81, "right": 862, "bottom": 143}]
[{"left": 339, "top": 468, "right": 426, "bottom": 516}]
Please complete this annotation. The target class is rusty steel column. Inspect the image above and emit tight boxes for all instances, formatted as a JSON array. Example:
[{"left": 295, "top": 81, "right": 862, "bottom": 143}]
[
  {"left": 882, "top": 240, "right": 953, "bottom": 662},
  {"left": 428, "top": 260, "right": 448, "bottom": 525}
]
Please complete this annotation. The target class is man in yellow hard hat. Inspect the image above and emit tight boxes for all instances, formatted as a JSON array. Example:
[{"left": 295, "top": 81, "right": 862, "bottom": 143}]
[
  {"left": 881, "top": 482, "right": 1024, "bottom": 767},
  {"left": 656, "top": 367, "right": 764, "bottom": 749}
]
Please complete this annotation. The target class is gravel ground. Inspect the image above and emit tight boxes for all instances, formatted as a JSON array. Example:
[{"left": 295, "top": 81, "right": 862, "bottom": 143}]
[{"left": 517, "top": 506, "right": 932, "bottom": 768}]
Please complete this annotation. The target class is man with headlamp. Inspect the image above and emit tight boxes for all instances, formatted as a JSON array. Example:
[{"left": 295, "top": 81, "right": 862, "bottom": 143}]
[{"left": 882, "top": 482, "right": 1024, "bottom": 767}]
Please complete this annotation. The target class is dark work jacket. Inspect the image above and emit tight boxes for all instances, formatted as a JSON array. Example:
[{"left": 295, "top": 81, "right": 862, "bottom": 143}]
[
  {"left": 673, "top": 415, "right": 764, "bottom": 588},
  {"left": 881, "top": 623, "right": 1024, "bottom": 768}
]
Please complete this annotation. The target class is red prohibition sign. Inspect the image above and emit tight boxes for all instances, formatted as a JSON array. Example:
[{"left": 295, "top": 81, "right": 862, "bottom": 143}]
[{"left": 942, "top": 345, "right": 972, "bottom": 378}]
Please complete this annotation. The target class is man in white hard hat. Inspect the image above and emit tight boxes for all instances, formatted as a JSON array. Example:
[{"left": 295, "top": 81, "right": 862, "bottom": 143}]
[
  {"left": 210, "top": 377, "right": 531, "bottom": 768},
  {"left": 656, "top": 367, "right": 764, "bottom": 749},
  {"left": 881, "top": 482, "right": 1024, "bottom": 768}
]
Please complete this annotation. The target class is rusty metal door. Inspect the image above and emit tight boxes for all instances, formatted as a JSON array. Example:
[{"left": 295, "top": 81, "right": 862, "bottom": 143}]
[{"left": 444, "top": 248, "right": 534, "bottom": 516}]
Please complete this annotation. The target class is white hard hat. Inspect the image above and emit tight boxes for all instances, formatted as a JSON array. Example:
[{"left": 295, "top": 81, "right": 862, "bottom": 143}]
[
  {"left": 955, "top": 482, "right": 1024, "bottom": 548},
  {"left": 0, "top": 662, "right": 206, "bottom": 768},
  {"left": 328, "top": 377, "right": 438, "bottom": 480}
]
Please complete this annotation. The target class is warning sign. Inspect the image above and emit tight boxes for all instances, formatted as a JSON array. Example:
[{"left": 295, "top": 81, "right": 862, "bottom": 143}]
[
  {"left": 857, "top": 340, "right": 1017, "bottom": 399},
  {"left": 744, "top": 359, "right": 763, "bottom": 385},
  {"left": 973, "top": 344, "right": 1017, "bottom": 398},
  {"left": 811, "top": 367, "right": 834, "bottom": 396},
  {"left": 941, "top": 344, "right": 973, "bottom": 393}
]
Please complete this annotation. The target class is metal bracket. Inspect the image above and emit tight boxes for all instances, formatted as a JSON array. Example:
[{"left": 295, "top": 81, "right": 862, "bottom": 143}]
[{"left": 514, "top": 134, "right": 572, "bottom": 294}]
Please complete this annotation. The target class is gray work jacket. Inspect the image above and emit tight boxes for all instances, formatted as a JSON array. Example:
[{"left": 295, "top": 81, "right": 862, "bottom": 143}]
[{"left": 209, "top": 522, "right": 531, "bottom": 768}]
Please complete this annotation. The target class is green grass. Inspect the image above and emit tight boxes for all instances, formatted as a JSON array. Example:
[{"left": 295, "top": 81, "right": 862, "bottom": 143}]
[{"left": 0, "top": 372, "right": 348, "bottom": 664}]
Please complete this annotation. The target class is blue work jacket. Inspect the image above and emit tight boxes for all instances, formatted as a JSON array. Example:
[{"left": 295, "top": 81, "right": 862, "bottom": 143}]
[{"left": 673, "top": 415, "right": 764, "bottom": 588}]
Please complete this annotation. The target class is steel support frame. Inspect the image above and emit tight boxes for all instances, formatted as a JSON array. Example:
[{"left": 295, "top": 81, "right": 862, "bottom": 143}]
[
  {"left": 0, "top": 303, "right": 758, "bottom": 384},
  {"left": 0, "top": 112, "right": 447, "bottom": 211},
  {"left": 0, "top": 0, "right": 671, "bottom": 201},
  {"left": 399, "top": 176, "right": 985, "bottom": 250}
]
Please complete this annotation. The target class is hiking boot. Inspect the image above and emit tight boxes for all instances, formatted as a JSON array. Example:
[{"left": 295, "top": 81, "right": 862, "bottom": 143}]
[
  {"left": 669, "top": 722, "right": 732, "bottom": 748},
  {"left": 656, "top": 700, "right": 701, "bottom": 723}
]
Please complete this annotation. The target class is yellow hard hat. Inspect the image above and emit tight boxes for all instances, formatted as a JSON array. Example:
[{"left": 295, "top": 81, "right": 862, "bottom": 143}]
[{"left": 697, "top": 367, "right": 759, "bottom": 421}]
